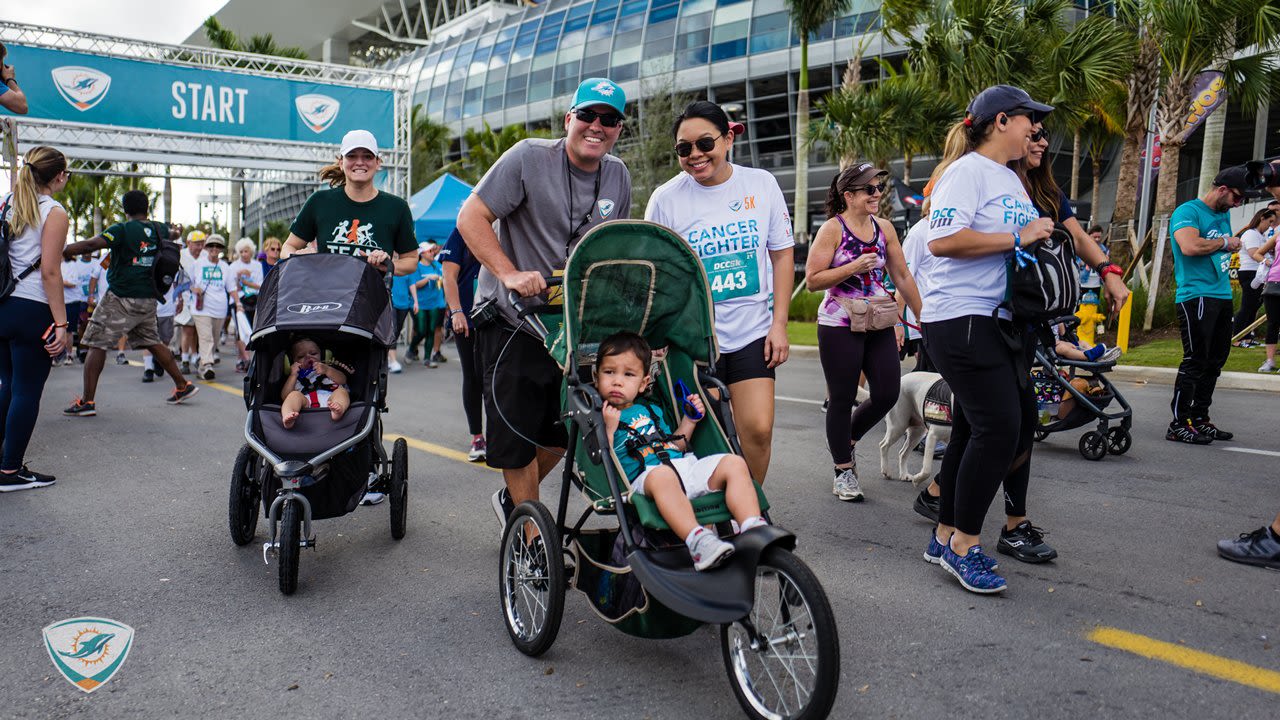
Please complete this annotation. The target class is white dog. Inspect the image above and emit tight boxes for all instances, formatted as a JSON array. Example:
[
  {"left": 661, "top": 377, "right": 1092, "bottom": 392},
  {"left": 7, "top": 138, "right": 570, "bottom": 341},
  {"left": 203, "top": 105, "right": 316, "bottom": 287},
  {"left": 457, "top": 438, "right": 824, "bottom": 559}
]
[{"left": 873, "top": 371, "right": 952, "bottom": 486}]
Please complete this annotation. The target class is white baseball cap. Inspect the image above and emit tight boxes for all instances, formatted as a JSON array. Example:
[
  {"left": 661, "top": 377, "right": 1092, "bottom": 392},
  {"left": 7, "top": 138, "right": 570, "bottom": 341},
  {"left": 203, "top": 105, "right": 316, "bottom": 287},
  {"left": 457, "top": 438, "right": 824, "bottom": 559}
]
[{"left": 340, "top": 129, "right": 379, "bottom": 157}]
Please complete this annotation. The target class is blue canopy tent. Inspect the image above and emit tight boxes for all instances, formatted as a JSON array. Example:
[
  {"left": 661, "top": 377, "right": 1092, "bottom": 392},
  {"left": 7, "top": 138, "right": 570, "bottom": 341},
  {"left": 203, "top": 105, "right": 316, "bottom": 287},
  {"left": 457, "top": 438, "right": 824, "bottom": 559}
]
[{"left": 409, "top": 173, "right": 473, "bottom": 243}]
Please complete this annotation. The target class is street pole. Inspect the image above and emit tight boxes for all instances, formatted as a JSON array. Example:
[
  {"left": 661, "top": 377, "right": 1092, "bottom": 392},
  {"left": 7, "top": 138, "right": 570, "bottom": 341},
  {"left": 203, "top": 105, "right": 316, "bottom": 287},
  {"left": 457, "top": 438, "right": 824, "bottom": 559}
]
[{"left": 1143, "top": 214, "right": 1169, "bottom": 331}]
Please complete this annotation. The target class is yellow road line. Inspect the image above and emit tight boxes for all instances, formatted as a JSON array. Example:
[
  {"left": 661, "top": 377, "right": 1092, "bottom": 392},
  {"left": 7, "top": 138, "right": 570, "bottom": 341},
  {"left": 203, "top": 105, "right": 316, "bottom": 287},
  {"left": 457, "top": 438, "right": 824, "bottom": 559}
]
[
  {"left": 202, "top": 380, "right": 242, "bottom": 396},
  {"left": 1088, "top": 626, "right": 1280, "bottom": 695},
  {"left": 386, "top": 433, "right": 499, "bottom": 472}
]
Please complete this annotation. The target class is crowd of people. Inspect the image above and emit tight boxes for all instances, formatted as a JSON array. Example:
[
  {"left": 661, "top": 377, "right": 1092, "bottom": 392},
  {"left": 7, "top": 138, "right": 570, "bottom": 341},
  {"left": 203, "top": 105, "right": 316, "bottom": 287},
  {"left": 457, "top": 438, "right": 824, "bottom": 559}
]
[{"left": 2, "top": 75, "right": 1277, "bottom": 583}]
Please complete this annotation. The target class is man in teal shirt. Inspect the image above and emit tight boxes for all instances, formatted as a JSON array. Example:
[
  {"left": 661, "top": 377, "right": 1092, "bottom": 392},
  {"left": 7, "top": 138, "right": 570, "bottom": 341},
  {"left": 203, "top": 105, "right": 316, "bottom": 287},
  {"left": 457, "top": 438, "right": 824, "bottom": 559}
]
[{"left": 1166, "top": 167, "right": 1246, "bottom": 444}]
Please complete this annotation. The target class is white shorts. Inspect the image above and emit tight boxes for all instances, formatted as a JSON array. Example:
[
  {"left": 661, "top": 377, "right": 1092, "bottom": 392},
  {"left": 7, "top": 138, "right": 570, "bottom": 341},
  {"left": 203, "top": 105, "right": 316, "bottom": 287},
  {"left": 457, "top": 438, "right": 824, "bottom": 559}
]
[{"left": 631, "top": 453, "right": 729, "bottom": 500}]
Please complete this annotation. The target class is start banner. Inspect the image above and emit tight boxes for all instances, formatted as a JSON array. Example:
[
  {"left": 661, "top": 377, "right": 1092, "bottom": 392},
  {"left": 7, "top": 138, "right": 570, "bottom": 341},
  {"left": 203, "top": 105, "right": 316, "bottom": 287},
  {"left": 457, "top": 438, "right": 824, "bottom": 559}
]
[{"left": 1, "top": 44, "right": 395, "bottom": 146}]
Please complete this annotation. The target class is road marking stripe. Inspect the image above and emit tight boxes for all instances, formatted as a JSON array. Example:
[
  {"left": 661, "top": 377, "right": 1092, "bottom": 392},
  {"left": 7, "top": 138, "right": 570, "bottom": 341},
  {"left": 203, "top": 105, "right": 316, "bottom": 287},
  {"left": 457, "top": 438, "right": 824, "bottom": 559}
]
[
  {"left": 777, "top": 395, "right": 824, "bottom": 406},
  {"left": 1222, "top": 447, "right": 1280, "bottom": 458},
  {"left": 1088, "top": 627, "right": 1280, "bottom": 694},
  {"left": 198, "top": 381, "right": 496, "bottom": 473},
  {"left": 386, "top": 433, "right": 500, "bottom": 472}
]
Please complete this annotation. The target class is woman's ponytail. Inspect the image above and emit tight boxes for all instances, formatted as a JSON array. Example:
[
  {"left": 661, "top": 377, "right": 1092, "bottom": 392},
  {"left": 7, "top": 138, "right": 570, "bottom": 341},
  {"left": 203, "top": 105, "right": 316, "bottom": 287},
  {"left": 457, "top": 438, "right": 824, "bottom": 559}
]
[
  {"left": 318, "top": 158, "right": 345, "bottom": 187},
  {"left": 825, "top": 173, "right": 846, "bottom": 218},
  {"left": 9, "top": 146, "right": 67, "bottom": 236}
]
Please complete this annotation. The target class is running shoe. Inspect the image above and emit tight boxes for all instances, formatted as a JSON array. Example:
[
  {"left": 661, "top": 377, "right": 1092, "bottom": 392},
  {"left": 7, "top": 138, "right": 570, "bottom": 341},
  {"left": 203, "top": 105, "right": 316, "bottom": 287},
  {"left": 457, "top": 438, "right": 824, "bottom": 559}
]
[
  {"left": 142, "top": 368, "right": 155, "bottom": 383},
  {"left": 63, "top": 398, "right": 96, "bottom": 417},
  {"left": 181, "top": 360, "right": 191, "bottom": 374},
  {"left": 1166, "top": 420, "right": 1212, "bottom": 445},
  {"left": 360, "top": 491, "right": 386, "bottom": 506},
  {"left": 997, "top": 521, "right": 1058, "bottom": 563},
  {"left": 115, "top": 351, "right": 128, "bottom": 365},
  {"left": 200, "top": 365, "right": 215, "bottom": 381},
  {"left": 940, "top": 544, "right": 1007, "bottom": 594},
  {"left": 431, "top": 351, "right": 447, "bottom": 364},
  {"left": 913, "top": 489, "right": 940, "bottom": 523},
  {"left": 426, "top": 355, "right": 438, "bottom": 368},
  {"left": 61, "top": 355, "right": 75, "bottom": 367},
  {"left": 0, "top": 466, "right": 56, "bottom": 492},
  {"left": 924, "top": 532, "right": 997, "bottom": 570},
  {"left": 832, "top": 466, "right": 864, "bottom": 502},
  {"left": 1216, "top": 526, "right": 1280, "bottom": 570},
  {"left": 468, "top": 436, "right": 487, "bottom": 462},
  {"left": 1192, "top": 420, "right": 1234, "bottom": 441},
  {"left": 389, "top": 360, "right": 403, "bottom": 374},
  {"left": 491, "top": 487, "right": 515, "bottom": 530},
  {"left": 688, "top": 528, "right": 734, "bottom": 571},
  {"left": 405, "top": 350, "right": 419, "bottom": 363},
  {"left": 167, "top": 382, "right": 199, "bottom": 405},
  {"left": 1097, "top": 346, "right": 1123, "bottom": 364},
  {"left": 235, "top": 359, "right": 248, "bottom": 373},
  {"left": 1259, "top": 359, "right": 1276, "bottom": 373}
]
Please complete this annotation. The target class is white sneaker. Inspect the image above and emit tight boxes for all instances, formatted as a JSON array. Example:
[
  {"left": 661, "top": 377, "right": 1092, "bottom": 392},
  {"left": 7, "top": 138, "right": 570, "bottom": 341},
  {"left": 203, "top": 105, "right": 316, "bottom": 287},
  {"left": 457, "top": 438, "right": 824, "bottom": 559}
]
[
  {"left": 1098, "top": 346, "right": 1123, "bottom": 363},
  {"left": 389, "top": 360, "right": 403, "bottom": 374},
  {"left": 1259, "top": 360, "right": 1276, "bottom": 373},
  {"left": 360, "top": 491, "right": 386, "bottom": 506},
  {"left": 832, "top": 466, "right": 864, "bottom": 502},
  {"left": 688, "top": 529, "right": 734, "bottom": 571}
]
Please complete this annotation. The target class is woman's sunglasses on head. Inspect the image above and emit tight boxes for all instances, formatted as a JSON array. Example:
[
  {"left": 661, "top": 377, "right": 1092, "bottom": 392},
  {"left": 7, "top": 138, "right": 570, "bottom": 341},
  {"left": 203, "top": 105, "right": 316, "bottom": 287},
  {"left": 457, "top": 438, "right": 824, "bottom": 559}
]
[
  {"left": 573, "top": 108, "right": 624, "bottom": 128},
  {"left": 675, "top": 135, "right": 725, "bottom": 158}
]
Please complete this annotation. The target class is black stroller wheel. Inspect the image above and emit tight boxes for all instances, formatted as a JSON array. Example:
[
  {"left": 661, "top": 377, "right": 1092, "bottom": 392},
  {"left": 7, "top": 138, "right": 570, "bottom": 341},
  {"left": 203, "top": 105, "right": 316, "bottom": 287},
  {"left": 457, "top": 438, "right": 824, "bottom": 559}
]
[
  {"left": 228, "top": 444, "right": 260, "bottom": 546},
  {"left": 278, "top": 499, "right": 302, "bottom": 595},
  {"left": 389, "top": 438, "right": 408, "bottom": 540},
  {"left": 1106, "top": 427, "right": 1132, "bottom": 455},
  {"left": 720, "top": 548, "right": 840, "bottom": 720},
  {"left": 1079, "top": 431, "right": 1107, "bottom": 461},
  {"left": 499, "top": 501, "right": 564, "bottom": 657}
]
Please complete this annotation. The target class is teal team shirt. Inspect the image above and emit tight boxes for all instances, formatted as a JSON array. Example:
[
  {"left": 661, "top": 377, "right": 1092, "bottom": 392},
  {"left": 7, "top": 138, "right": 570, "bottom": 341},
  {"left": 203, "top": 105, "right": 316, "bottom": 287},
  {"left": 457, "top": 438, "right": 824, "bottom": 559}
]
[
  {"left": 610, "top": 403, "right": 684, "bottom": 482},
  {"left": 1169, "top": 199, "right": 1233, "bottom": 303}
]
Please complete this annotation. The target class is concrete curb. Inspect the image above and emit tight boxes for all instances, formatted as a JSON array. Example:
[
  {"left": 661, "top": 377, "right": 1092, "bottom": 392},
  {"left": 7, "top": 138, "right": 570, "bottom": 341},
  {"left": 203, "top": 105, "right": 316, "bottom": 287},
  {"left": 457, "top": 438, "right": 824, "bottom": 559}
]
[{"left": 787, "top": 345, "right": 1280, "bottom": 393}]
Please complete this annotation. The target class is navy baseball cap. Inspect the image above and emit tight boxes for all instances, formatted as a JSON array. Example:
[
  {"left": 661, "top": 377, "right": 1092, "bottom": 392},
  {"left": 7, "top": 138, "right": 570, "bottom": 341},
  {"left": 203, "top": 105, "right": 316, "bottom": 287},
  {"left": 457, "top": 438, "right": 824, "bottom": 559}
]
[
  {"left": 570, "top": 78, "right": 626, "bottom": 116},
  {"left": 966, "top": 85, "right": 1054, "bottom": 125}
]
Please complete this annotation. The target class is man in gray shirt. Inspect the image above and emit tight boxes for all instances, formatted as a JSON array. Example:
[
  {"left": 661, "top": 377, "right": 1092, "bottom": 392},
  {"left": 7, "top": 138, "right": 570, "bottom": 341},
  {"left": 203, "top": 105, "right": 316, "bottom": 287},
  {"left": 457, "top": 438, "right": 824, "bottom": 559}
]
[{"left": 458, "top": 77, "right": 632, "bottom": 526}]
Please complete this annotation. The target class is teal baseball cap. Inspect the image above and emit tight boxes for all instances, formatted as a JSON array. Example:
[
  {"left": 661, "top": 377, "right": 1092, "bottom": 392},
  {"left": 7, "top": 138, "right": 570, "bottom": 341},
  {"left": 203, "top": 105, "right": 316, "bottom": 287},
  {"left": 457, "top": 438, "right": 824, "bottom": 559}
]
[{"left": 570, "top": 77, "right": 626, "bottom": 116}]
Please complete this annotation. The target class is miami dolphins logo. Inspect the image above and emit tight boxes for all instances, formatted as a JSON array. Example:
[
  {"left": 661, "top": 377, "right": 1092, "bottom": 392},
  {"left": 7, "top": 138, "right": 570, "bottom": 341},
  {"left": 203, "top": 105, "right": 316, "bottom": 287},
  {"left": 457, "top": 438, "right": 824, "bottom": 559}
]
[
  {"left": 51, "top": 67, "right": 112, "bottom": 111},
  {"left": 295, "top": 94, "right": 341, "bottom": 134},
  {"left": 43, "top": 617, "right": 135, "bottom": 693},
  {"left": 597, "top": 199, "right": 615, "bottom": 219}
]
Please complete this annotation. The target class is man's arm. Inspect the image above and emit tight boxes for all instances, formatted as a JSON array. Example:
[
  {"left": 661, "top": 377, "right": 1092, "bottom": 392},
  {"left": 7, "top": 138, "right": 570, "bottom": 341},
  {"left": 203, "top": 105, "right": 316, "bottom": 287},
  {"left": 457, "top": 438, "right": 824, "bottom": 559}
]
[
  {"left": 0, "top": 67, "right": 28, "bottom": 115},
  {"left": 1174, "top": 226, "right": 1241, "bottom": 256},
  {"left": 63, "top": 236, "right": 109, "bottom": 260},
  {"left": 457, "top": 193, "right": 545, "bottom": 297}
]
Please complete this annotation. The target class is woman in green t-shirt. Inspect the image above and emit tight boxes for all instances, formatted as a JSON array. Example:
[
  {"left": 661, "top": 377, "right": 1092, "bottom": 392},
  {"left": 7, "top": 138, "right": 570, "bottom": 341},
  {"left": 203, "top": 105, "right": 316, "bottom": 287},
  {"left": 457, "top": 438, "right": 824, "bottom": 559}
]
[{"left": 282, "top": 129, "right": 418, "bottom": 277}]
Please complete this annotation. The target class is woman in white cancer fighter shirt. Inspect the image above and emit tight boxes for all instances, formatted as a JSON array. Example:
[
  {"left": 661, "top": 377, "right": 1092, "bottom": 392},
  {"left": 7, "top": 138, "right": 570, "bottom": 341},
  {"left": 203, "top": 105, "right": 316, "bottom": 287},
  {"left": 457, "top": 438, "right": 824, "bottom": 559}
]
[{"left": 645, "top": 100, "right": 794, "bottom": 484}]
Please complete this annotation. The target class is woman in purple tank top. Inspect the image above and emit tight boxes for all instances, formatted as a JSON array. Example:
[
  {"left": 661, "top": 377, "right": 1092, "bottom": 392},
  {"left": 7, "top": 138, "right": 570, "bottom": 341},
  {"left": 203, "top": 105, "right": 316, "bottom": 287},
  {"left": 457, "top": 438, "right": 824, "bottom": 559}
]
[{"left": 805, "top": 163, "right": 921, "bottom": 502}]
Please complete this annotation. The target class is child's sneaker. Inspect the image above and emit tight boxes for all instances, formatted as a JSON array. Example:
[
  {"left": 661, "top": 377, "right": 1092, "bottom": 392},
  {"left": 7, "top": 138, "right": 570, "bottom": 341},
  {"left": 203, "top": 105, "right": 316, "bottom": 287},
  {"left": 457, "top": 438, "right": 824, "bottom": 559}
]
[
  {"left": 832, "top": 466, "right": 864, "bottom": 502},
  {"left": 1097, "top": 346, "right": 1123, "bottom": 363},
  {"left": 739, "top": 516, "right": 768, "bottom": 532},
  {"left": 688, "top": 528, "right": 734, "bottom": 571},
  {"left": 940, "top": 544, "right": 1006, "bottom": 594}
]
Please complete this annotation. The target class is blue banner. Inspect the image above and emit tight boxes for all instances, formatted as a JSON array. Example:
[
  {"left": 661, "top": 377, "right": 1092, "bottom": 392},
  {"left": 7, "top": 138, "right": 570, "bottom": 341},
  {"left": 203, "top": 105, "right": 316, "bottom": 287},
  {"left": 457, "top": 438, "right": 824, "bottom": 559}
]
[{"left": 1, "top": 45, "right": 395, "bottom": 146}]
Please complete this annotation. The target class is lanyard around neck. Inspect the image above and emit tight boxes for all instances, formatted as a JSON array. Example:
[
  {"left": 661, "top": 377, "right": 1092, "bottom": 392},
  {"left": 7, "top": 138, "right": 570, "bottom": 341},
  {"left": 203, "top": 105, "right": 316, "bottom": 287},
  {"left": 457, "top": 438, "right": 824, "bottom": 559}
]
[{"left": 565, "top": 151, "right": 603, "bottom": 255}]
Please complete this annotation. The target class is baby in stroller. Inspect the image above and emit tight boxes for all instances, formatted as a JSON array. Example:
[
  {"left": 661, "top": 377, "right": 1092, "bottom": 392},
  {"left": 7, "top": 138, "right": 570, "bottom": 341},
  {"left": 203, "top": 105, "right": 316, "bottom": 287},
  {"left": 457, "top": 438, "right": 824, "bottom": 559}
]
[
  {"left": 281, "top": 337, "right": 351, "bottom": 427},
  {"left": 596, "top": 332, "right": 768, "bottom": 571}
]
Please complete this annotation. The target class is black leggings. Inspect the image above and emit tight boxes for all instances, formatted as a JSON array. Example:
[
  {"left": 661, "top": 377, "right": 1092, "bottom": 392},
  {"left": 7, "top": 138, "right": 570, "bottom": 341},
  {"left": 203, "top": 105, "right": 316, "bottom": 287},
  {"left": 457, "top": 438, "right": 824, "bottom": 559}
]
[
  {"left": 1264, "top": 292, "right": 1280, "bottom": 345},
  {"left": 455, "top": 330, "right": 484, "bottom": 436},
  {"left": 923, "top": 316, "right": 1036, "bottom": 535},
  {"left": 817, "top": 325, "right": 900, "bottom": 466},
  {"left": 0, "top": 297, "right": 54, "bottom": 471},
  {"left": 1235, "top": 270, "right": 1263, "bottom": 336}
]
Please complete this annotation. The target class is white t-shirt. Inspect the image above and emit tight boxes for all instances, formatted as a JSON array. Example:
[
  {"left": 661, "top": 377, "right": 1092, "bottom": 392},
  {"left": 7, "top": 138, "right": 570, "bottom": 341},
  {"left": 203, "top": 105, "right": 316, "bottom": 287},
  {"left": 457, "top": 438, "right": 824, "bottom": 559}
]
[
  {"left": 1240, "top": 228, "right": 1267, "bottom": 273},
  {"left": 228, "top": 258, "right": 264, "bottom": 298},
  {"left": 89, "top": 259, "right": 107, "bottom": 303},
  {"left": 5, "top": 194, "right": 62, "bottom": 305},
  {"left": 191, "top": 257, "right": 237, "bottom": 318},
  {"left": 922, "top": 152, "right": 1038, "bottom": 322},
  {"left": 901, "top": 219, "right": 933, "bottom": 341},
  {"left": 61, "top": 258, "right": 91, "bottom": 304},
  {"left": 645, "top": 164, "right": 795, "bottom": 353}
]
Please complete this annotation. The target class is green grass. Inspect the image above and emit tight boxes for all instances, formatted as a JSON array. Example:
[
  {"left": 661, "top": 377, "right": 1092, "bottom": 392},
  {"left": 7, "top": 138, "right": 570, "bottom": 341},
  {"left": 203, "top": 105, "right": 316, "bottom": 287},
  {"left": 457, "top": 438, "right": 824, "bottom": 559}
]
[
  {"left": 787, "top": 321, "right": 818, "bottom": 347},
  {"left": 1122, "top": 337, "right": 1270, "bottom": 373}
]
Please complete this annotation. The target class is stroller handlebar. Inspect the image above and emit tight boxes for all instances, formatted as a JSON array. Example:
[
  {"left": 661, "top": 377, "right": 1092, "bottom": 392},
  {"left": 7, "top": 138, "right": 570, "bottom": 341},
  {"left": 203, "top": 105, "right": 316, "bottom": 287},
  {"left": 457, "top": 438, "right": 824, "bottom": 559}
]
[{"left": 507, "top": 274, "right": 564, "bottom": 320}]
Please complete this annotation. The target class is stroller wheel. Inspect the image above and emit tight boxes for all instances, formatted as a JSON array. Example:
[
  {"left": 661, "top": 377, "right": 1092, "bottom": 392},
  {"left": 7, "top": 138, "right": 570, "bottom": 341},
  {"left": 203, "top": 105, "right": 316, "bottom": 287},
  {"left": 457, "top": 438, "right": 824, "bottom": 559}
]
[
  {"left": 499, "top": 501, "right": 564, "bottom": 657},
  {"left": 228, "top": 444, "right": 260, "bottom": 546},
  {"left": 1105, "top": 427, "right": 1132, "bottom": 456},
  {"left": 389, "top": 438, "right": 408, "bottom": 540},
  {"left": 1079, "top": 431, "right": 1107, "bottom": 461},
  {"left": 278, "top": 499, "right": 302, "bottom": 595},
  {"left": 721, "top": 548, "right": 840, "bottom": 720}
]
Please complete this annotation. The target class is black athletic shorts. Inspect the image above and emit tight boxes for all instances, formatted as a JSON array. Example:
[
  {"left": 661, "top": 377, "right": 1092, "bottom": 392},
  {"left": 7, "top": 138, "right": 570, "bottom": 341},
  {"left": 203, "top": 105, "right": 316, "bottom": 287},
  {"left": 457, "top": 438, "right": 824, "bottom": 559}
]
[
  {"left": 713, "top": 335, "right": 776, "bottom": 385},
  {"left": 479, "top": 323, "right": 567, "bottom": 469}
]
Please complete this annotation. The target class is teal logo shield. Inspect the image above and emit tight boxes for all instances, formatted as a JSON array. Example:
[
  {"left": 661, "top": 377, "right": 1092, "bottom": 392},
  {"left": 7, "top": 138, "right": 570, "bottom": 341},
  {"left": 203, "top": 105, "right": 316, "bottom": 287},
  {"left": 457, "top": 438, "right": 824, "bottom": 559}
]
[{"left": 42, "top": 617, "right": 135, "bottom": 693}]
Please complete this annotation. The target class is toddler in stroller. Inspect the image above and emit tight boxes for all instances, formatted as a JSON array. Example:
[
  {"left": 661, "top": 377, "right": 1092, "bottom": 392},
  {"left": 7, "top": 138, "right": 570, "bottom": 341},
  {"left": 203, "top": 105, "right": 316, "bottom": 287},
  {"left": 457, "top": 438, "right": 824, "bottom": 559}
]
[
  {"left": 597, "top": 331, "right": 767, "bottom": 571},
  {"left": 281, "top": 337, "right": 351, "bottom": 427}
]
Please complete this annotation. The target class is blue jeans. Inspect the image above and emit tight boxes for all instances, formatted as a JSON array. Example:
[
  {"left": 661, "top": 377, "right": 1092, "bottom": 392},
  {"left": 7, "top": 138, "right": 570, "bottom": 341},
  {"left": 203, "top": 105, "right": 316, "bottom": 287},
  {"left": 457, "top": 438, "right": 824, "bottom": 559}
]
[{"left": 0, "top": 296, "right": 54, "bottom": 471}]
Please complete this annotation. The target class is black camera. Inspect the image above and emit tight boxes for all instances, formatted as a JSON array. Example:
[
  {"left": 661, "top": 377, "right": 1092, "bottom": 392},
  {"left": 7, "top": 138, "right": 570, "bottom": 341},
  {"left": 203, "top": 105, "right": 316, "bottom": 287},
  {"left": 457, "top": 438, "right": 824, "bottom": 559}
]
[{"left": 470, "top": 298, "right": 502, "bottom": 329}]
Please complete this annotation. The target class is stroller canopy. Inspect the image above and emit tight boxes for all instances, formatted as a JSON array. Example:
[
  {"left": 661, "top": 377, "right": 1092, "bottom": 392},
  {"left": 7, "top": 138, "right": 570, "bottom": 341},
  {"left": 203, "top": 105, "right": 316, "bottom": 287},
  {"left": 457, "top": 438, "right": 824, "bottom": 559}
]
[
  {"left": 553, "top": 220, "right": 718, "bottom": 368},
  {"left": 251, "top": 253, "right": 397, "bottom": 348}
]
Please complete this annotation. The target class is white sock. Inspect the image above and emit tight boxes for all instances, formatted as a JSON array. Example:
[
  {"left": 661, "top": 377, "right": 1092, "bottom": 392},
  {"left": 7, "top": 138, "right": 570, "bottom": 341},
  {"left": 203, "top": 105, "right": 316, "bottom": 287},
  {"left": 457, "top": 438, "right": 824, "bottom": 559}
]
[
  {"left": 143, "top": 356, "right": 155, "bottom": 371},
  {"left": 740, "top": 516, "right": 768, "bottom": 532}
]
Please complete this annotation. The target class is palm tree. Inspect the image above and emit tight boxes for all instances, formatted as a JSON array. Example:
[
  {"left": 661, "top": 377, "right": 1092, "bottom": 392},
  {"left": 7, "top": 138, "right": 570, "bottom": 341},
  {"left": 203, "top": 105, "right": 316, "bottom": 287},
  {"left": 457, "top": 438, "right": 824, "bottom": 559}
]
[
  {"left": 410, "top": 104, "right": 453, "bottom": 193},
  {"left": 1110, "top": 0, "right": 1161, "bottom": 227},
  {"left": 454, "top": 122, "right": 553, "bottom": 185},
  {"left": 203, "top": 17, "right": 308, "bottom": 60},
  {"left": 785, "top": 0, "right": 855, "bottom": 244},
  {"left": 1150, "top": 0, "right": 1280, "bottom": 217},
  {"left": 60, "top": 173, "right": 97, "bottom": 239},
  {"left": 1080, "top": 87, "right": 1128, "bottom": 228}
]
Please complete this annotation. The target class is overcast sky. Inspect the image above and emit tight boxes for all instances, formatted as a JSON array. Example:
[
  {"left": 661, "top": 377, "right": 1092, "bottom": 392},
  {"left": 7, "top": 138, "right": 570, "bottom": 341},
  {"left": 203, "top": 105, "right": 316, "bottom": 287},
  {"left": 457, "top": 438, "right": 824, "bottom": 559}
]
[{"left": 2, "top": 1, "right": 236, "bottom": 232}]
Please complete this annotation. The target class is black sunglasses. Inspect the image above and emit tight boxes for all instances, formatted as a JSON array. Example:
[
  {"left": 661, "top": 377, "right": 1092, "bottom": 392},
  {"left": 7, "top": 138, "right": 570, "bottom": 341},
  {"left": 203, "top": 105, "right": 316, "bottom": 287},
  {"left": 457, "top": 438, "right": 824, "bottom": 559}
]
[
  {"left": 573, "top": 108, "right": 624, "bottom": 128},
  {"left": 1031, "top": 127, "right": 1049, "bottom": 143},
  {"left": 850, "top": 182, "right": 888, "bottom": 196},
  {"left": 675, "top": 134, "right": 724, "bottom": 158}
]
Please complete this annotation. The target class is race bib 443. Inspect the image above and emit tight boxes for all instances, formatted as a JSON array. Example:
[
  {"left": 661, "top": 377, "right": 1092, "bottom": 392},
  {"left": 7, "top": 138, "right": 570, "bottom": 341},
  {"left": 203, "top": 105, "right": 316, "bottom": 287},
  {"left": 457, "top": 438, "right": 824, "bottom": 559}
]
[{"left": 702, "top": 250, "right": 759, "bottom": 302}]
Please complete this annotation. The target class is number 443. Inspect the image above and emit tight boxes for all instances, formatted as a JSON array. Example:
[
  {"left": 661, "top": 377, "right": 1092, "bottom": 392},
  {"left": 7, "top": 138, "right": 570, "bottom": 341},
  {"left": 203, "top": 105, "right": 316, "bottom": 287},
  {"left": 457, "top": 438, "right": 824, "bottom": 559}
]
[{"left": 711, "top": 271, "right": 748, "bottom": 293}]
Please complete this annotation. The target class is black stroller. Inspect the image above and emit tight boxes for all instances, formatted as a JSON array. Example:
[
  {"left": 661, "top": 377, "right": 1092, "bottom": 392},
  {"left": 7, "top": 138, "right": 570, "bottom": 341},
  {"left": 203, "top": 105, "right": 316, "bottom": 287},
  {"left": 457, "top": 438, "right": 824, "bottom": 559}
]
[
  {"left": 1031, "top": 315, "right": 1134, "bottom": 461},
  {"left": 228, "top": 254, "right": 408, "bottom": 594}
]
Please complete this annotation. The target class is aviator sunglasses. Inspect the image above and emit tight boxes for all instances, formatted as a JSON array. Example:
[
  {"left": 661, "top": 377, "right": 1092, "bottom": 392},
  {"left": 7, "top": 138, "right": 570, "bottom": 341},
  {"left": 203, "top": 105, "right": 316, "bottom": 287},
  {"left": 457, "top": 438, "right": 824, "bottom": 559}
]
[
  {"left": 573, "top": 108, "right": 624, "bottom": 128},
  {"left": 675, "top": 134, "right": 725, "bottom": 158}
]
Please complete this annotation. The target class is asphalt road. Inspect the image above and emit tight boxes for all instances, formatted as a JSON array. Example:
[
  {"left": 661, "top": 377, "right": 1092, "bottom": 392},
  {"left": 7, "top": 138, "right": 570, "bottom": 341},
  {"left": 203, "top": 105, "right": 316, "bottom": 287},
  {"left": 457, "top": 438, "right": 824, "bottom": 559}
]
[{"left": 1, "top": 347, "right": 1277, "bottom": 719}]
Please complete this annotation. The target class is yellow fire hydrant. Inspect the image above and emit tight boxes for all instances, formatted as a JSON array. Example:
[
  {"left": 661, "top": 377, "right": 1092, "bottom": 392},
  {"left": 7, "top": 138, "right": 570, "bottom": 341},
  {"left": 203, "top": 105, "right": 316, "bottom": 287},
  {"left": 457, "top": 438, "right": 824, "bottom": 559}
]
[{"left": 1075, "top": 289, "right": 1104, "bottom": 346}]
